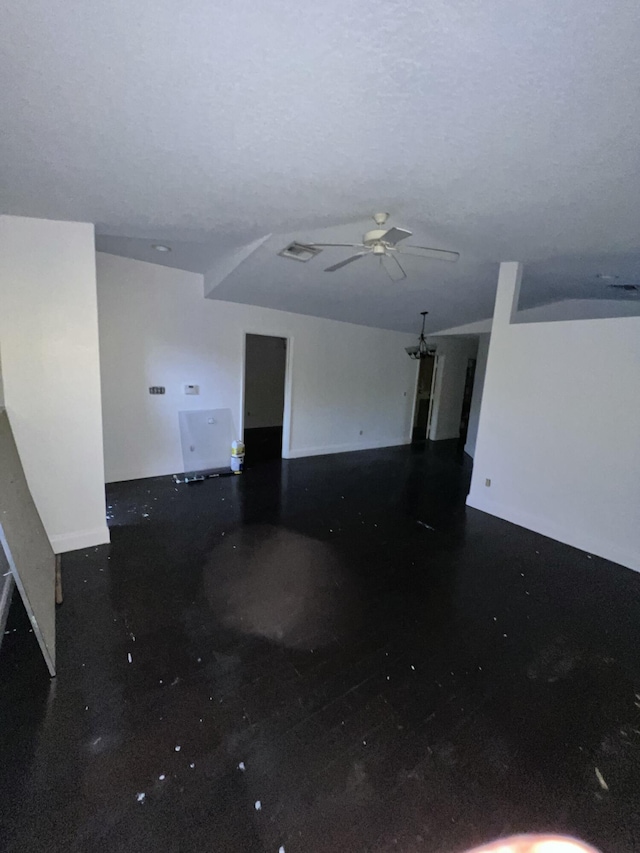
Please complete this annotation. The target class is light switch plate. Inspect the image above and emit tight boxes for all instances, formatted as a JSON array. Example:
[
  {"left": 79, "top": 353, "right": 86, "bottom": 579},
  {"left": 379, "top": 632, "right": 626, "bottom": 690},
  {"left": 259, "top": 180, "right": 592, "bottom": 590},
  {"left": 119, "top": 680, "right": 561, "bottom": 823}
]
[{"left": 184, "top": 384, "right": 199, "bottom": 395}]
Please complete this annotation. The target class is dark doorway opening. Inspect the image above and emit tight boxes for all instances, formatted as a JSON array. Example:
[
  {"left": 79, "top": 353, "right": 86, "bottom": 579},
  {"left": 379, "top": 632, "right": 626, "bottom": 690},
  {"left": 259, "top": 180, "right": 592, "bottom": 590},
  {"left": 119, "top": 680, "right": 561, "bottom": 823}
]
[
  {"left": 412, "top": 353, "right": 436, "bottom": 442},
  {"left": 458, "top": 357, "right": 477, "bottom": 444},
  {"left": 243, "top": 334, "right": 287, "bottom": 464}
]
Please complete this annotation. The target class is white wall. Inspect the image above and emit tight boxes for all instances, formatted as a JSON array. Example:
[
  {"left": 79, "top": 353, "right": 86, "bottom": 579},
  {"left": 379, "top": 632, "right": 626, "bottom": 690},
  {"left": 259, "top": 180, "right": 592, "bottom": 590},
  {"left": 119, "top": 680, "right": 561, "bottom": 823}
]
[
  {"left": 0, "top": 342, "right": 13, "bottom": 630},
  {"left": 427, "top": 336, "right": 479, "bottom": 441},
  {"left": 464, "top": 333, "right": 490, "bottom": 458},
  {"left": 0, "top": 216, "right": 109, "bottom": 553},
  {"left": 97, "top": 253, "right": 417, "bottom": 482},
  {"left": 0, "top": 346, "right": 4, "bottom": 406},
  {"left": 468, "top": 262, "right": 640, "bottom": 573},
  {"left": 0, "top": 356, "right": 12, "bottom": 637},
  {"left": 433, "top": 297, "right": 640, "bottom": 338},
  {"left": 244, "top": 334, "right": 287, "bottom": 429}
]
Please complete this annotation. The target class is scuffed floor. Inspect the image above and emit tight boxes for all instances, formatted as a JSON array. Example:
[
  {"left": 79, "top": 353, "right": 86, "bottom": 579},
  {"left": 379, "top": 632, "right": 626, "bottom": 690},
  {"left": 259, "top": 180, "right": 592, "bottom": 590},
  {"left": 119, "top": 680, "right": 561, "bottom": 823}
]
[{"left": 1, "top": 443, "right": 640, "bottom": 853}]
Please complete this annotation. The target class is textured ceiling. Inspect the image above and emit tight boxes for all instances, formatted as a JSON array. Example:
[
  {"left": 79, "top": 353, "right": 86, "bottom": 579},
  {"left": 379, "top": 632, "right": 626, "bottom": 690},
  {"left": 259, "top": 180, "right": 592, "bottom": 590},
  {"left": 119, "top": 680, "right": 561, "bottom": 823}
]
[{"left": 3, "top": 0, "right": 640, "bottom": 332}]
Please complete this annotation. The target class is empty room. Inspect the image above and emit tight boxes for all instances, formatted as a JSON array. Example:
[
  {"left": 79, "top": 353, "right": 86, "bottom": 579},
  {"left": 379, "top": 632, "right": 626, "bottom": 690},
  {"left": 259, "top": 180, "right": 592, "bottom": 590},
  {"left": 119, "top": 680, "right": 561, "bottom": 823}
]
[{"left": 1, "top": 3, "right": 640, "bottom": 853}]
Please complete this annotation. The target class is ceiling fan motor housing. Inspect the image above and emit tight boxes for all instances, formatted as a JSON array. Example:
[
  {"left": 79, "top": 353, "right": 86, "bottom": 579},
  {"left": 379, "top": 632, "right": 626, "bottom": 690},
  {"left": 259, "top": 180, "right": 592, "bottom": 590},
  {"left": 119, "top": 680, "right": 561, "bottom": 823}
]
[{"left": 364, "top": 229, "right": 391, "bottom": 247}]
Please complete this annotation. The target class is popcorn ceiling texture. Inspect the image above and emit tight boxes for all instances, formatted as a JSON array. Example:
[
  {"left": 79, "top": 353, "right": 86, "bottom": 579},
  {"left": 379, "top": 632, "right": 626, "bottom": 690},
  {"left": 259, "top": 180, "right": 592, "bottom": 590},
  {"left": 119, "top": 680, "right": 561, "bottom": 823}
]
[{"left": 2, "top": 0, "right": 640, "bottom": 331}]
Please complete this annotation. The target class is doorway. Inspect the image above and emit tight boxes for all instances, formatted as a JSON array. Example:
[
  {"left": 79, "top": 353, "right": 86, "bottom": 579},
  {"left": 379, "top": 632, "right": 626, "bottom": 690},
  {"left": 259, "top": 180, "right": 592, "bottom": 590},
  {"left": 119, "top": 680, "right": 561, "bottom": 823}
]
[
  {"left": 458, "top": 357, "right": 477, "bottom": 444},
  {"left": 243, "top": 334, "right": 288, "bottom": 464},
  {"left": 412, "top": 353, "right": 436, "bottom": 442}
]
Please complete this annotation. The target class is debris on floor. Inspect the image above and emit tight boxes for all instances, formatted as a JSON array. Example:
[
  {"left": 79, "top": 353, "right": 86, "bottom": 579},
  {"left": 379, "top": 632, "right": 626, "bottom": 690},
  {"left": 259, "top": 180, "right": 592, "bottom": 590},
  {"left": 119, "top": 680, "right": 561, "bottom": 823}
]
[{"left": 595, "top": 767, "right": 609, "bottom": 791}]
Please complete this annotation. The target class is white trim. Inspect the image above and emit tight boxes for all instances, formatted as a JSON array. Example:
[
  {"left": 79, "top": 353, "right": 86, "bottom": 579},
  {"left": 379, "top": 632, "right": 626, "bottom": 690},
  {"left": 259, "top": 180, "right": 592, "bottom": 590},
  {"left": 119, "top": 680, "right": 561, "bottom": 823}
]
[
  {"left": 106, "top": 469, "right": 175, "bottom": 484},
  {"left": 426, "top": 353, "right": 443, "bottom": 440},
  {"left": 408, "top": 358, "right": 421, "bottom": 441},
  {"left": 49, "top": 525, "right": 111, "bottom": 555},
  {"left": 466, "top": 493, "right": 640, "bottom": 574},
  {"left": 0, "top": 569, "right": 14, "bottom": 641},
  {"left": 426, "top": 353, "right": 440, "bottom": 440},
  {"left": 284, "top": 438, "right": 411, "bottom": 460},
  {"left": 240, "top": 330, "right": 293, "bottom": 458},
  {"left": 282, "top": 335, "right": 294, "bottom": 456}
]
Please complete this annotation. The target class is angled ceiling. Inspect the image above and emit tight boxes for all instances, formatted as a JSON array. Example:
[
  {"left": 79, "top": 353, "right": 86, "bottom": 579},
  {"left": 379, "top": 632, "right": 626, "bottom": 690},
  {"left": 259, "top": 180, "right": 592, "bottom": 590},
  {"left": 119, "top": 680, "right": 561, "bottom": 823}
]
[{"left": 3, "top": 0, "right": 640, "bottom": 332}]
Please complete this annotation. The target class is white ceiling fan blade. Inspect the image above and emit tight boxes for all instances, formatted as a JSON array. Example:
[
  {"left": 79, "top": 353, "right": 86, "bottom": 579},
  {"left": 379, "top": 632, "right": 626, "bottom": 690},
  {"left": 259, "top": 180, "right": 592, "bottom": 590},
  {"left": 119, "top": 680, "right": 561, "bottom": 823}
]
[
  {"left": 398, "top": 245, "right": 460, "bottom": 262},
  {"left": 381, "top": 253, "right": 407, "bottom": 282},
  {"left": 381, "top": 227, "right": 412, "bottom": 246},
  {"left": 325, "top": 252, "right": 368, "bottom": 272}
]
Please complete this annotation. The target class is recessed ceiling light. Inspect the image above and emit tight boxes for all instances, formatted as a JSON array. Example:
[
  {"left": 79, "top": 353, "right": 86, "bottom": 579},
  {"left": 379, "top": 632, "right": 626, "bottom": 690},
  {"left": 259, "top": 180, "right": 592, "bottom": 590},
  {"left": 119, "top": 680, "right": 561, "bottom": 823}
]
[
  {"left": 596, "top": 273, "right": 618, "bottom": 281},
  {"left": 152, "top": 244, "right": 171, "bottom": 253}
]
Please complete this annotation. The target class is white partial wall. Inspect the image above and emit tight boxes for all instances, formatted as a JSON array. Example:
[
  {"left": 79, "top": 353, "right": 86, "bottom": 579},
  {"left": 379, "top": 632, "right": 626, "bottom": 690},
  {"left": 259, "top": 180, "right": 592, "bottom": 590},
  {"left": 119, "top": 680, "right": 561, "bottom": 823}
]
[
  {"left": 0, "top": 348, "right": 12, "bottom": 637},
  {"left": 468, "top": 262, "right": 640, "bottom": 573},
  {"left": 244, "top": 334, "right": 287, "bottom": 429},
  {"left": 427, "top": 336, "right": 479, "bottom": 441},
  {"left": 0, "top": 345, "right": 4, "bottom": 406},
  {"left": 464, "top": 334, "right": 490, "bottom": 458},
  {"left": 97, "top": 253, "right": 417, "bottom": 482},
  {"left": 0, "top": 216, "right": 109, "bottom": 553}
]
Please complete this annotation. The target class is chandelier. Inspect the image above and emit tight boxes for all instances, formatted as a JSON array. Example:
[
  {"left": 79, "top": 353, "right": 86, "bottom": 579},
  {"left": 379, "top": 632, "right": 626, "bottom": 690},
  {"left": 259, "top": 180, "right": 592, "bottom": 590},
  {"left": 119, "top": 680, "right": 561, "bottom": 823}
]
[{"left": 405, "top": 311, "right": 436, "bottom": 360}]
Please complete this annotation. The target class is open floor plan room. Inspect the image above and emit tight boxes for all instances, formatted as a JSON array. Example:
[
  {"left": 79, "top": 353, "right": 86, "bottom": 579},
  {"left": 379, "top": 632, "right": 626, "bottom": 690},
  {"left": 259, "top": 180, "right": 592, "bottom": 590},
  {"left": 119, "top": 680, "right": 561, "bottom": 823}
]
[{"left": 2, "top": 2, "right": 640, "bottom": 851}]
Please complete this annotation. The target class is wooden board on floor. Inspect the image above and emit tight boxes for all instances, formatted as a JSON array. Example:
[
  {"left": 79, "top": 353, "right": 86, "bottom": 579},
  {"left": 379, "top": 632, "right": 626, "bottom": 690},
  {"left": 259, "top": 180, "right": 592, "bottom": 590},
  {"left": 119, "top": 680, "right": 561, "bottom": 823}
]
[{"left": 0, "top": 408, "right": 55, "bottom": 675}]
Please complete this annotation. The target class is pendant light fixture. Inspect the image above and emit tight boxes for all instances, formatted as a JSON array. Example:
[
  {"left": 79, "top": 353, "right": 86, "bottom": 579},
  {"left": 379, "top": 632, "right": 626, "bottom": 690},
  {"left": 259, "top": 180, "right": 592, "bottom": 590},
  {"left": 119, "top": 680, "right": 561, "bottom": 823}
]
[{"left": 405, "top": 311, "right": 435, "bottom": 360}]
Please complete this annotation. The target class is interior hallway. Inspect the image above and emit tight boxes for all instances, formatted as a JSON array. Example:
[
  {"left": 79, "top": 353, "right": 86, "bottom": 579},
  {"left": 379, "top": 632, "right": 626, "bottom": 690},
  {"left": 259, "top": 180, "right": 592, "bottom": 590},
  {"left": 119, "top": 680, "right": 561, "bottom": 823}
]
[{"left": 1, "top": 444, "right": 640, "bottom": 853}]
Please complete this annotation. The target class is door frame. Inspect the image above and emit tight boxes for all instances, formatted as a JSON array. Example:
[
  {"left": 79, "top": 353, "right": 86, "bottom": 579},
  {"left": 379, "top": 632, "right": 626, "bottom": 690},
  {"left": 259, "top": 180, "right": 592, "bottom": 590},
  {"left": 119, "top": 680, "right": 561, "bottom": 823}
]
[
  {"left": 426, "top": 353, "right": 441, "bottom": 440},
  {"left": 239, "top": 331, "right": 294, "bottom": 458},
  {"left": 410, "top": 352, "right": 439, "bottom": 441}
]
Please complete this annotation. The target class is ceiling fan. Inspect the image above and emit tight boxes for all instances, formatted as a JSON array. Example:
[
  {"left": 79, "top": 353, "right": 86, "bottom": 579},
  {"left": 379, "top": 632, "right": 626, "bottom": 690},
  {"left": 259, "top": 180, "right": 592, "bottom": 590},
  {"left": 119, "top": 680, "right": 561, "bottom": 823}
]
[{"left": 309, "top": 213, "right": 459, "bottom": 281}]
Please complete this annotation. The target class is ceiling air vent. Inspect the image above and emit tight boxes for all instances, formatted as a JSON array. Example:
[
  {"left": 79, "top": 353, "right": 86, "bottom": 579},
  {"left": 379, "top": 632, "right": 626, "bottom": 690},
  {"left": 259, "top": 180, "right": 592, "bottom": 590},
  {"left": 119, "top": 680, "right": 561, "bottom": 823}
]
[{"left": 278, "top": 242, "right": 322, "bottom": 262}]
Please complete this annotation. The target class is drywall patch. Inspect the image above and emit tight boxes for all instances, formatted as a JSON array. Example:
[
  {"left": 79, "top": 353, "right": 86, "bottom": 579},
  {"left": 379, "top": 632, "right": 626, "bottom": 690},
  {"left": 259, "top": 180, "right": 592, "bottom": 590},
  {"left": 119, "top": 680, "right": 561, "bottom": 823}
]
[{"left": 178, "top": 409, "right": 235, "bottom": 472}]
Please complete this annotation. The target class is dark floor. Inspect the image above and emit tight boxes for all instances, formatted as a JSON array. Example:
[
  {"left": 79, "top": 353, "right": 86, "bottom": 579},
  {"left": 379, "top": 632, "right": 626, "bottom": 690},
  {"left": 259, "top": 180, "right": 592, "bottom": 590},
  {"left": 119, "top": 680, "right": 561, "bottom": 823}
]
[
  {"left": 244, "top": 425, "right": 284, "bottom": 464},
  {"left": 2, "top": 443, "right": 640, "bottom": 853}
]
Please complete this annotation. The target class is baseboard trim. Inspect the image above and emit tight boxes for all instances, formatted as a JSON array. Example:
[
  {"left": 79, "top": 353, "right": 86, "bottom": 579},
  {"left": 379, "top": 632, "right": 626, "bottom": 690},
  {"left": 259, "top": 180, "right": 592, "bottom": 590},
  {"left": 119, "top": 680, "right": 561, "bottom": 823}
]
[
  {"left": 106, "top": 468, "right": 178, "bottom": 484},
  {"left": 107, "top": 440, "right": 413, "bottom": 480},
  {"left": 50, "top": 525, "right": 111, "bottom": 555},
  {"left": 283, "top": 438, "right": 411, "bottom": 460},
  {"left": 466, "top": 492, "right": 640, "bottom": 574}
]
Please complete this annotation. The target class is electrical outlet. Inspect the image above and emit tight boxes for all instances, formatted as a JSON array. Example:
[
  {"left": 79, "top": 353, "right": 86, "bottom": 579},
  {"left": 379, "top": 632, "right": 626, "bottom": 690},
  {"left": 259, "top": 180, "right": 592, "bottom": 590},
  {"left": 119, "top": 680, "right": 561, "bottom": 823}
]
[{"left": 485, "top": 478, "right": 491, "bottom": 487}]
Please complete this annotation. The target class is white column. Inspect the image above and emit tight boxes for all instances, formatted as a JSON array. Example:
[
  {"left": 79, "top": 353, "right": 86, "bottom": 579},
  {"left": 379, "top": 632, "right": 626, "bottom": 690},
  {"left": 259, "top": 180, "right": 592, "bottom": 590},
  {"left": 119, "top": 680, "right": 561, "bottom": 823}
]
[
  {"left": 466, "top": 261, "right": 523, "bottom": 507},
  {"left": 0, "top": 215, "right": 109, "bottom": 553}
]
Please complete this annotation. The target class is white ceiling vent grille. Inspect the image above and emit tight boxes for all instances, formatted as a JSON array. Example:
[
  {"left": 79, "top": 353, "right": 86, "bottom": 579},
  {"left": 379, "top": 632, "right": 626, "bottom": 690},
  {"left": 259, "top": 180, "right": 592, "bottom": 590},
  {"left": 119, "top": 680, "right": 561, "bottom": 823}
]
[{"left": 278, "top": 242, "right": 322, "bottom": 262}]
